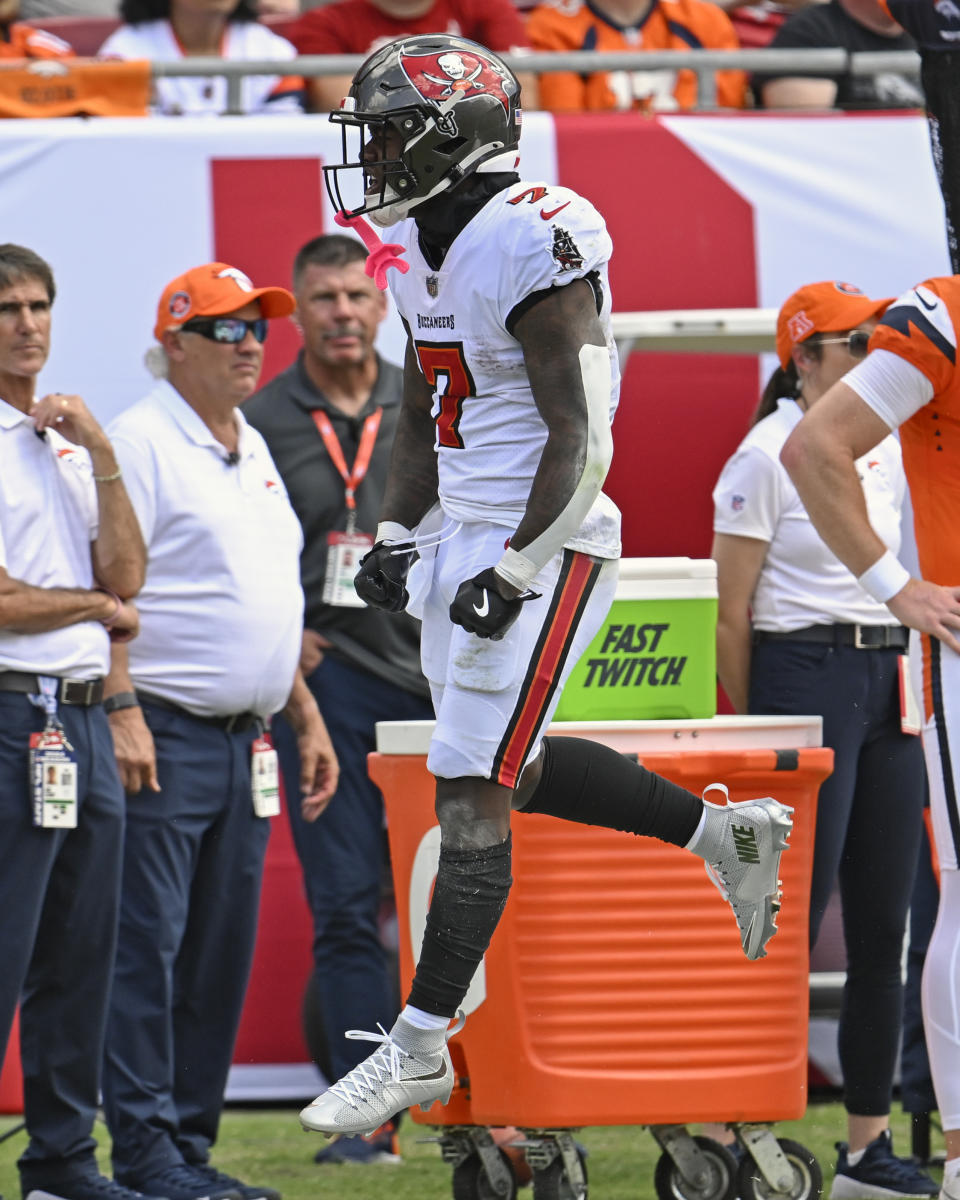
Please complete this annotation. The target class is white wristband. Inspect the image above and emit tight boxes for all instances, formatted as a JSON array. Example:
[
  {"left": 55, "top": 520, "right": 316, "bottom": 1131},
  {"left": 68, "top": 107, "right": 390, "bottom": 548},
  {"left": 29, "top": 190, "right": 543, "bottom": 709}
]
[
  {"left": 376, "top": 520, "right": 413, "bottom": 545},
  {"left": 857, "top": 550, "right": 911, "bottom": 604},
  {"left": 495, "top": 546, "right": 540, "bottom": 593}
]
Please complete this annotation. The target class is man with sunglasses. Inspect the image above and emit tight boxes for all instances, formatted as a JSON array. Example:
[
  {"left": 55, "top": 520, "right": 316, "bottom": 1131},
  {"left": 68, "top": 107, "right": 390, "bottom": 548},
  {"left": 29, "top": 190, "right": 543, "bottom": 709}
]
[{"left": 99, "top": 262, "right": 339, "bottom": 1200}]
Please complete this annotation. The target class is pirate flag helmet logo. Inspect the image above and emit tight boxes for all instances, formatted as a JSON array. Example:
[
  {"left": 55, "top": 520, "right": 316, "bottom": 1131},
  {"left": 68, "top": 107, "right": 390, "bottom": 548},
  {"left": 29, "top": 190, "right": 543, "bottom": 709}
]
[{"left": 324, "top": 34, "right": 522, "bottom": 228}]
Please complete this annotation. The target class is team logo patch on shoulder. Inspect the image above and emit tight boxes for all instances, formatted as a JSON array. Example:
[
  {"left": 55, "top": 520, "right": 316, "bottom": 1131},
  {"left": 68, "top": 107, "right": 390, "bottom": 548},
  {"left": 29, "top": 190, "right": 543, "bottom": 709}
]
[{"left": 551, "top": 226, "right": 584, "bottom": 271}]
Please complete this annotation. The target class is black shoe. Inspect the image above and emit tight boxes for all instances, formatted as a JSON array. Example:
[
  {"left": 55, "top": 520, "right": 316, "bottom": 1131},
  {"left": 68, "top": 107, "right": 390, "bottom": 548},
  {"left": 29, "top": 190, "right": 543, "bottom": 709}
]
[
  {"left": 187, "top": 1167, "right": 279, "bottom": 1200},
  {"left": 24, "top": 1177, "right": 168, "bottom": 1200},
  {"left": 830, "top": 1130, "right": 939, "bottom": 1198},
  {"left": 314, "top": 1119, "right": 401, "bottom": 1166},
  {"left": 126, "top": 1166, "right": 240, "bottom": 1200}
]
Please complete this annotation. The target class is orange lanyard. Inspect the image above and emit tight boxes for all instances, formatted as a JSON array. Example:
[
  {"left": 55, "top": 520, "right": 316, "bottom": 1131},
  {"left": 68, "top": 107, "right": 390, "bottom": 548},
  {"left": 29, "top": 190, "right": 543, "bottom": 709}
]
[{"left": 311, "top": 407, "right": 383, "bottom": 531}]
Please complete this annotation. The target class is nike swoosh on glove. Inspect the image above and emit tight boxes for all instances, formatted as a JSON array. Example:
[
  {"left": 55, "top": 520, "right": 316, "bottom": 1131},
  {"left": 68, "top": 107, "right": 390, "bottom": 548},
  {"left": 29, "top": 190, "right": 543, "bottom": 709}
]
[
  {"left": 354, "top": 540, "right": 417, "bottom": 612},
  {"left": 449, "top": 567, "right": 541, "bottom": 640}
]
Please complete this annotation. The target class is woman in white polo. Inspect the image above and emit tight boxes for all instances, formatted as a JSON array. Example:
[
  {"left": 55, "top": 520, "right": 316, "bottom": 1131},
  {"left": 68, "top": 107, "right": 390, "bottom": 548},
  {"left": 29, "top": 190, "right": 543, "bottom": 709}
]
[{"left": 711, "top": 281, "right": 934, "bottom": 1200}]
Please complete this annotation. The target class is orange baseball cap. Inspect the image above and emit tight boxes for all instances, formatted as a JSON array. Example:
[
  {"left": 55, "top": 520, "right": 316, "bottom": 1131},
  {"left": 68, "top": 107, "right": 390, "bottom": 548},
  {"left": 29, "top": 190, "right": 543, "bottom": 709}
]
[
  {"left": 775, "top": 281, "right": 892, "bottom": 368},
  {"left": 154, "top": 262, "right": 295, "bottom": 341}
]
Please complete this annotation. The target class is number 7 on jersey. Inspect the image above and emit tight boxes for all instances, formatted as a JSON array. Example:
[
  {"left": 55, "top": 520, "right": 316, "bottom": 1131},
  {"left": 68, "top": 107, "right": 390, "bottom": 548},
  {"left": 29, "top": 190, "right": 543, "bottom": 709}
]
[{"left": 415, "top": 340, "right": 475, "bottom": 450}]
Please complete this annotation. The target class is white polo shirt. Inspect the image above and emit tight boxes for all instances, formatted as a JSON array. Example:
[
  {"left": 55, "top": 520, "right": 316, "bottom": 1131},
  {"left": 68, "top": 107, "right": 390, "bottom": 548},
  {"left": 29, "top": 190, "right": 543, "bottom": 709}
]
[
  {"left": 713, "top": 398, "right": 906, "bottom": 631},
  {"left": 108, "top": 381, "right": 304, "bottom": 718},
  {"left": 0, "top": 397, "right": 109, "bottom": 677}
]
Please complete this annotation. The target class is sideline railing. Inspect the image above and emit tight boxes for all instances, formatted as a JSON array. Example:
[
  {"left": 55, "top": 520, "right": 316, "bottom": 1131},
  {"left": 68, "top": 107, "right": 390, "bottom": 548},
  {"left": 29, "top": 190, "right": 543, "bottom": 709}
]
[
  {"left": 611, "top": 307, "right": 777, "bottom": 362},
  {"left": 146, "top": 47, "right": 921, "bottom": 114}
]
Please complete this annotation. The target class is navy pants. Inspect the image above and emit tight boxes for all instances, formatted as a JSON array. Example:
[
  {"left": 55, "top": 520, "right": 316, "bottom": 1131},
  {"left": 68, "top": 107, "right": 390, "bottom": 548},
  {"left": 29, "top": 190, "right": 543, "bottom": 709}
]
[
  {"left": 101, "top": 702, "right": 269, "bottom": 1183},
  {"left": 750, "top": 638, "right": 926, "bottom": 1115},
  {"left": 0, "top": 694, "right": 124, "bottom": 1193},
  {"left": 273, "top": 655, "right": 433, "bottom": 1080}
]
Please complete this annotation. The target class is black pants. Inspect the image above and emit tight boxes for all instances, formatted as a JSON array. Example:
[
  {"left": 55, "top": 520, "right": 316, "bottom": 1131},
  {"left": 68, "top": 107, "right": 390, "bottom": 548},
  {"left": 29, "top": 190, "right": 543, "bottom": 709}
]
[{"left": 750, "top": 638, "right": 926, "bottom": 1115}]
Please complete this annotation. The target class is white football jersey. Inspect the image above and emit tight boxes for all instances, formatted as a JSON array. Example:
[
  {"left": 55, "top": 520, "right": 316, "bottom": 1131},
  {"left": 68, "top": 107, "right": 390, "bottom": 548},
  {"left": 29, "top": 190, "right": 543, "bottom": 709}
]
[
  {"left": 98, "top": 20, "right": 304, "bottom": 115},
  {"left": 389, "top": 179, "right": 622, "bottom": 559}
]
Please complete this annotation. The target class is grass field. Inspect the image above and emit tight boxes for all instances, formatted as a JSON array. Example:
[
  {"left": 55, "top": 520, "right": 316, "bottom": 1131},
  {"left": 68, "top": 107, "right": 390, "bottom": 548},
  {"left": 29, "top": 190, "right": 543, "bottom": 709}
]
[{"left": 0, "top": 1099, "right": 943, "bottom": 1200}]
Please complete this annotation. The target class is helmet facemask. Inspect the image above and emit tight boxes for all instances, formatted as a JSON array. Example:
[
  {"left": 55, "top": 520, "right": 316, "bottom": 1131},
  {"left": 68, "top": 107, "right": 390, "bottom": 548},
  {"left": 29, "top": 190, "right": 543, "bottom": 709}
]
[{"left": 323, "top": 35, "right": 522, "bottom": 229}]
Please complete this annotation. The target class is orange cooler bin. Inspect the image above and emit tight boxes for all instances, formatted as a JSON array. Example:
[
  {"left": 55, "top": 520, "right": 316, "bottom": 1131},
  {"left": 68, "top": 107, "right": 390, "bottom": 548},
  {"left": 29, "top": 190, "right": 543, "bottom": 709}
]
[{"left": 371, "top": 716, "right": 832, "bottom": 1129}]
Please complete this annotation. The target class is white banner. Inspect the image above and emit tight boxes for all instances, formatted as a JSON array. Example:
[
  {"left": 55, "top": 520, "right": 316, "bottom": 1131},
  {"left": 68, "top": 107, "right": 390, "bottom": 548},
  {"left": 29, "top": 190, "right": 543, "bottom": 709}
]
[{"left": 0, "top": 110, "right": 949, "bottom": 428}]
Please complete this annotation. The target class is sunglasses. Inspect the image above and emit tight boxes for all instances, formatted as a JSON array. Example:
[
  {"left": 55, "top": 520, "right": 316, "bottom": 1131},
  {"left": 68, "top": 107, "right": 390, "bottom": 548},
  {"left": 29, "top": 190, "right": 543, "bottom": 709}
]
[
  {"left": 817, "top": 330, "right": 870, "bottom": 358},
  {"left": 180, "top": 316, "right": 269, "bottom": 344}
]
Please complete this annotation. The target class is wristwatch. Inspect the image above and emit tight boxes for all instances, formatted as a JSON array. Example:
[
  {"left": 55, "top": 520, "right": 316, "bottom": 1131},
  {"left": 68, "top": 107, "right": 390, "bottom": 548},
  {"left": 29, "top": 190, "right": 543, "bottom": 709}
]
[{"left": 103, "top": 690, "right": 140, "bottom": 715}]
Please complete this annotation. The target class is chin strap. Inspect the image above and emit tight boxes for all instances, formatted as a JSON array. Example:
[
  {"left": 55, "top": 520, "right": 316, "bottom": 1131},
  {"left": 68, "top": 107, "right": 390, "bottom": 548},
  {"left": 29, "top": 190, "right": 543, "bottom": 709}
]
[{"left": 334, "top": 210, "right": 410, "bottom": 290}]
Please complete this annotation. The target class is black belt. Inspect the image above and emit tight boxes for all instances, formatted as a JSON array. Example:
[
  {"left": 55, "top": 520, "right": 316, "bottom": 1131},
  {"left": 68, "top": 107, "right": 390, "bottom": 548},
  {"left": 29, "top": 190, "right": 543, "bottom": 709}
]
[
  {"left": 0, "top": 671, "right": 104, "bottom": 705},
  {"left": 754, "top": 623, "right": 909, "bottom": 650},
  {"left": 137, "top": 691, "right": 263, "bottom": 734}
]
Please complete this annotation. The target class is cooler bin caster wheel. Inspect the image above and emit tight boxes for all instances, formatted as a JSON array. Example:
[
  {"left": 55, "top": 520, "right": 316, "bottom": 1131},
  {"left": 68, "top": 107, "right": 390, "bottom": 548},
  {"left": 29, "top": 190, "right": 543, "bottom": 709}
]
[
  {"left": 452, "top": 1148, "right": 518, "bottom": 1200},
  {"left": 737, "top": 1138, "right": 822, "bottom": 1200},
  {"left": 653, "top": 1135, "right": 738, "bottom": 1200},
  {"left": 529, "top": 1145, "right": 588, "bottom": 1200}
]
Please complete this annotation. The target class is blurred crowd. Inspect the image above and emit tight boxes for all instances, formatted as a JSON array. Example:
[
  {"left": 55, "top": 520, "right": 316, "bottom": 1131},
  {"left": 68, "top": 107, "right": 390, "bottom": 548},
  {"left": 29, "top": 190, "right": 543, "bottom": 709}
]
[{"left": 0, "top": 0, "right": 931, "bottom": 115}]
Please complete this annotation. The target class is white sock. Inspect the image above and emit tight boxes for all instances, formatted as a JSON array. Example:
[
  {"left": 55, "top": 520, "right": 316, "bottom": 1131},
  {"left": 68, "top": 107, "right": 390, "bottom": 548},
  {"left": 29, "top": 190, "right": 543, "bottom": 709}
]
[
  {"left": 399, "top": 1004, "right": 452, "bottom": 1032},
  {"left": 684, "top": 809, "right": 708, "bottom": 853},
  {"left": 846, "top": 1147, "right": 866, "bottom": 1167},
  {"left": 943, "top": 1156, "right": 960, "bottom": 1185}
]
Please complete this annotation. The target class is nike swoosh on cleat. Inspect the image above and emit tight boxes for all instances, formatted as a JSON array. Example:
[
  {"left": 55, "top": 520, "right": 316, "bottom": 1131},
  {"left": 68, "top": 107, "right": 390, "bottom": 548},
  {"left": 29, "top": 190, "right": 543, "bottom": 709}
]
[
  {"left": 413, "top": 1062, "right": 449, "bottom": 1081},
  {"left": 473, "top": 590, "right": 490, "bottom": 617},
  {"left": 540, "top": 202, "right": 570, "bottom": 220},
  {"left": 914, "top": 289, "right": 937, "bottom": 311}
]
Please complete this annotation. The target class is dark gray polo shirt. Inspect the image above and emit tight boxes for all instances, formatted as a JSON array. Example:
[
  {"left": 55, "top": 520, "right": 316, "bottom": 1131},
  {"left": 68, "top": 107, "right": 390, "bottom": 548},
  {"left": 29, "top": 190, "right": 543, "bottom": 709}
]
[{"left": 243, "top": 352, "right": 428, "bottom": 699}]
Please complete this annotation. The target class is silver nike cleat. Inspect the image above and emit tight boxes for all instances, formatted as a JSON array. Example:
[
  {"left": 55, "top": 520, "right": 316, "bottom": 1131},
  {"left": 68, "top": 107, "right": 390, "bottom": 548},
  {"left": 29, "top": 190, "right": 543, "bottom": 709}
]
[
  {"left": 299, "top": 1013, "right": 464, "bottom": 1137},
  {"left": 694, "top": 784, "right": 794, "bottom": 960}
]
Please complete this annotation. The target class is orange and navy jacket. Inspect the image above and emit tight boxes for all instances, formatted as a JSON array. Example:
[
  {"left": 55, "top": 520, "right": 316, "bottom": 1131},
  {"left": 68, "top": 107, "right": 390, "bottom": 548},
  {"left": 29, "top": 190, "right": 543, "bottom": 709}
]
[
  {"left": 869, "top": 275, "right": 960, "bottom": 586},
  {"left": 526, "top": 0, "right": 746, "bottom": 111},
  {"left": 0, "top": 22, "right": 73, "bottom": 59}
]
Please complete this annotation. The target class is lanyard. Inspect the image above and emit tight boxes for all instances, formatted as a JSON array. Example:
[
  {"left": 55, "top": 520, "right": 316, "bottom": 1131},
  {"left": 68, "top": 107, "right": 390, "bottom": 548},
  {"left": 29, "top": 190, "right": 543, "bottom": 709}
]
[
  {"left": 311, "top": 407, "right": 382, "bottom": 532},
  {"left": 29, "top": 675, "right": 61, "bottom": 728}
]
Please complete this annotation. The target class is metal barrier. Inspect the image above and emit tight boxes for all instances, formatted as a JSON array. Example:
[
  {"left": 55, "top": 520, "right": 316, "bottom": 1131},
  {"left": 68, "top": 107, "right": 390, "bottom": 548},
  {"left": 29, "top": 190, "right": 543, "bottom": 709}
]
[
  {"left": 610, "top": 306, "right": 777, "bottom": 363},
  {"left": 146, "top": 47, "right": 921, "bottom": 114}
]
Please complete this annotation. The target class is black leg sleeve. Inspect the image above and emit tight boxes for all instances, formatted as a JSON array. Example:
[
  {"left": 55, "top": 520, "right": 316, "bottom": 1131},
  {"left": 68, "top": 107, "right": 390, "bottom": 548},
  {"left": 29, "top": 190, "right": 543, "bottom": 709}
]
[
  {"left": 517, "top": 736, "right": 703, "bottom": 848},
  {"left": 407, "top": 835, "right": 513, "bottom": 1018}
]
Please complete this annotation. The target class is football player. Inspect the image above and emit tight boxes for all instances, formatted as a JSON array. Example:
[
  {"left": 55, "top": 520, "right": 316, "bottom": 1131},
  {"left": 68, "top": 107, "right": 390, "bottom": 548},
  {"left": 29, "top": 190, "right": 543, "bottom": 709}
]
[
  {"left": 782, "top": 277, "right": 960, "bottom": 1200},
  {"left": 300, "top": 33, "right": 794, "bottom": 1137}
]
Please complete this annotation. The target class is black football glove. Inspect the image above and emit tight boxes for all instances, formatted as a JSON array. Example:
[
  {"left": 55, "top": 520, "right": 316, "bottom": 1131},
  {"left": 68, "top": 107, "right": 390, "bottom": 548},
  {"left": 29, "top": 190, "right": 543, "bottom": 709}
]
[
  {"left": 354, "top": 540, "right": 417, "bottom": 612},
  {"left": 449, "top": 567, "right": 541, "bottom": 641}
]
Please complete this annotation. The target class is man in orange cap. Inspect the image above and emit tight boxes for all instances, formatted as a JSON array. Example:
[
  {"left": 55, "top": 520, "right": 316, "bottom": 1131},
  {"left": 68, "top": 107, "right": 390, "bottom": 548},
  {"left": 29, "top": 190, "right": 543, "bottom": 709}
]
[{"left": 98, "top": 263, "right": 339, "bottom": 1200}]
